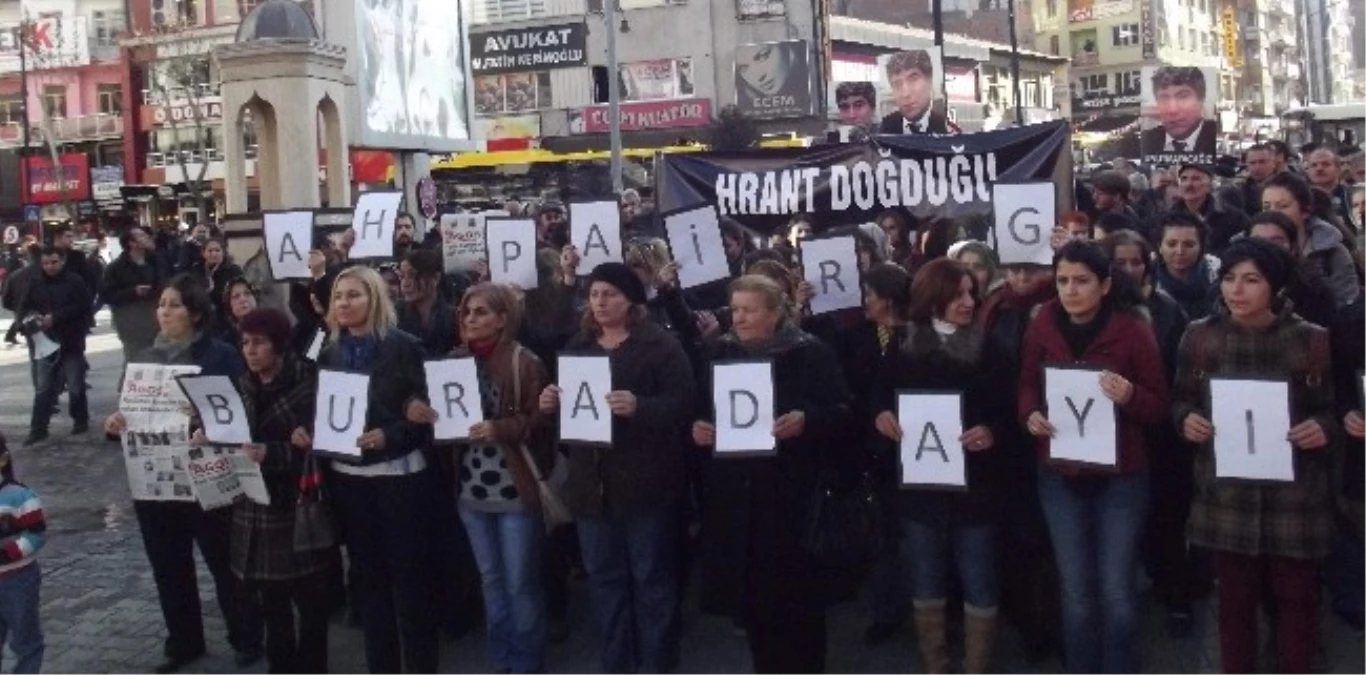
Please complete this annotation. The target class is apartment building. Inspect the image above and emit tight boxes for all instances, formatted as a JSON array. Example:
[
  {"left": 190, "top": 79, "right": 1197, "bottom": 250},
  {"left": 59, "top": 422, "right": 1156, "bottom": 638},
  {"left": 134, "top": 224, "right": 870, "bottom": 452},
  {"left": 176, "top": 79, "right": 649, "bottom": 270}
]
[{"left": 0, "top": 0, "right": 128, "bottom": 224}]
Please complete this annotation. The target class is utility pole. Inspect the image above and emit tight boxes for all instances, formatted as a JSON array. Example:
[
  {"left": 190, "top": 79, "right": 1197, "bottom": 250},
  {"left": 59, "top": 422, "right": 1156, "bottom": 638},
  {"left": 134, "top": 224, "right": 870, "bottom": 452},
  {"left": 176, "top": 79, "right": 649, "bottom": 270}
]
[
  {"left": 932, "top": 0, "right": 943, "bottom": 46},
  {"left": 18, "top": 22, "right": 32, "bottom": 208},
  {"left": 1008, "top": 0, "right": 1024, "bottom": 125},
  {"left": 604, "top": 1, "right": 624, "bottom": 193}
]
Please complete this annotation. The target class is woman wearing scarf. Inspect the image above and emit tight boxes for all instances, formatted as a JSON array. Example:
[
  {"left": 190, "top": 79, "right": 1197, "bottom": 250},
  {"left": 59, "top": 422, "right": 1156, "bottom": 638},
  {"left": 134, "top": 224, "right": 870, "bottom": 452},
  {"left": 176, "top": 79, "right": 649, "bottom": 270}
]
[
  {"left": 872, "top": 259, "right": 1010, "bottom": 673},
  {"left": 192, "top": 307, "right": 331, "bottom": 673},
  {"left": 536, "top": 263, "right": 695, "bottom": 673},
  {"left": 102, "top": 274, "right": 261, "bottom": 673},
  {"left": 1154, "top": 212, "right": 1220, "bottom": 321},
  {"left": 406, "top": 283, "right": 555, "bottom": 673},
  {"left": 314, "top": 266, "right": 439, "bottom": 673},
  {"left": 1018, "top": 241, "right": 1169, "bottom": 673},
  {"left": 1173, "top": 238, "right": 1339, "bottom": 674},
  {"left": 692, "top": 274, "right": 851, "bottom": 673}
]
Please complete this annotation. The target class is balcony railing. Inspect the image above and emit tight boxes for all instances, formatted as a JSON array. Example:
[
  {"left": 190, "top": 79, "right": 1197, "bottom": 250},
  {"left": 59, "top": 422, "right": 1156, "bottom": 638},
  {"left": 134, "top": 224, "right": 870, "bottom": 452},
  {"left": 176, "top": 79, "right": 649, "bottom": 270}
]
[
  {"left": 1072, "top": 51, "right": 1100, "bottom": 67},
  {"left": 145, "top": 144, "right": 257, "bottom": 169},
  {"left": 141, "top": 82, "right": 222, "bottom": 106},
  {"left": 0, "top": 113, "right": 124, "bottom": 148}
]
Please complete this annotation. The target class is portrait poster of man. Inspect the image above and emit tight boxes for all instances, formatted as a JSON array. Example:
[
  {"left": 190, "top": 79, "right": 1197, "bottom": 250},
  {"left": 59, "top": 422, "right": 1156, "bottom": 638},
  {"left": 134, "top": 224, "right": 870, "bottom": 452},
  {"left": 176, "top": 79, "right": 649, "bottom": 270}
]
[
  {"left": 1140, "top": 65, "right": 1220, "bottom": 164},
  {"left": 829, "top": 81, "right": 877, "bottom": 142},
  {"left": 733, "top": 40, "right": 815, "bottom": 119},
  {"left": 877, "top": 48, "right": 953, "bottom": 135}
]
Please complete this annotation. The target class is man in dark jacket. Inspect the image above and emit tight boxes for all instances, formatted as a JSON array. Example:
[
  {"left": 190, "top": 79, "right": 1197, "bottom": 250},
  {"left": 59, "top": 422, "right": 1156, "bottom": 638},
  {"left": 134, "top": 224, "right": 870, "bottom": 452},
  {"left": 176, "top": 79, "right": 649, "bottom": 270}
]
[
  {"left": 878, "top": 49, "right": 953, "bottom": 135},
  {"left": 1230, "top": 143, "right": 1279, "bottom": 216},
  {"left": 19, "top": 246, "right": 93, "bottom": 444},
  {"left": 1171, "top": 163, "right": 1249, "bottom": 255},
  {"left": 2, "top": 242, "right": 40, "bottom": 346},
  {"left": 1089, "top": 170, "right": 1150, "bottom": 240},
  {"left": 102, "top": 226, "right": 170, "bottom": 363}
]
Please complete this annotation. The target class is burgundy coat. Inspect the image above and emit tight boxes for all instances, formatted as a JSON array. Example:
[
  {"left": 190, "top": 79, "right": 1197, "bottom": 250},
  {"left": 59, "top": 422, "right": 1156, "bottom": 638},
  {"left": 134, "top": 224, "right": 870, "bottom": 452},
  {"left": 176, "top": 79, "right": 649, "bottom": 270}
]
[{"left": 1017, "top": 300, "right": 1170, "bottom": 477}]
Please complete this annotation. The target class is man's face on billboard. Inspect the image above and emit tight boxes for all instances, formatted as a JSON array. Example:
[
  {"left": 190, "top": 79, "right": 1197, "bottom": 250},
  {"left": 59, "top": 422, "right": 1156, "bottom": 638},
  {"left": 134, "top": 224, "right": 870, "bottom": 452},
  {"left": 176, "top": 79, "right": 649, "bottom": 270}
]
[
  {"left": 1156, "top": 83, "right": 1204, "bottom": 140},
  {"left": 837, "top": 94, "right": 874, "bottom": 126},
  {"left": 890, "top": 67, "right": 932, "bottom": 121}
]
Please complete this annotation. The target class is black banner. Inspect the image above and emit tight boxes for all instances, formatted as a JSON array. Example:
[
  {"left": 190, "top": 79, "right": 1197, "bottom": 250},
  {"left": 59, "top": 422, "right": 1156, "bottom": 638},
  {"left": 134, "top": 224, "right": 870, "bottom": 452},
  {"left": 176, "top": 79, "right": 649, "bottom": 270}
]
[
  {"left": 469, "top": 23, "right": 588, "bottom": 76},
  {"left": 657, "top": 120, "right": 1070, "bottom": 235}
]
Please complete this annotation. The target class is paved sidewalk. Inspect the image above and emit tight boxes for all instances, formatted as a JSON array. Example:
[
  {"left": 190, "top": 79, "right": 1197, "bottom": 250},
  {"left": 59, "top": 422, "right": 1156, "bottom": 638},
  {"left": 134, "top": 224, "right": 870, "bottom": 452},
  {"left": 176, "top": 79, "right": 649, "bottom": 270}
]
[{"left": 0, "top": 313, "right": 1361, "bottom": 673}]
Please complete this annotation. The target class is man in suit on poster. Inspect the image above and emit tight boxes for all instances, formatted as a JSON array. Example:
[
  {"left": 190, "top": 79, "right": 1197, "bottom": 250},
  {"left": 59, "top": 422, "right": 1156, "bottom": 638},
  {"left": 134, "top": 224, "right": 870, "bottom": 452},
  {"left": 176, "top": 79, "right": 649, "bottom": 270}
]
[
  {"left": 1141, "top": 66, "right": 1217, "bottom": 156},
  {"left": 878, "top": 50, "right": 952, "bottom": 135}
]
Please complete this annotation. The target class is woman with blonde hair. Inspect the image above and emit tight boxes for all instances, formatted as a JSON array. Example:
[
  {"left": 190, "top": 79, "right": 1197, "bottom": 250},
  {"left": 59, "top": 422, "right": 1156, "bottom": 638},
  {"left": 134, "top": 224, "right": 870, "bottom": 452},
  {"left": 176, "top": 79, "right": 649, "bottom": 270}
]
[
  {"left": 406, "top": 282, "right": 555, "bottom": 673},
  {"left": 312, "top": 265, "right": 440, "bottom": 673}
]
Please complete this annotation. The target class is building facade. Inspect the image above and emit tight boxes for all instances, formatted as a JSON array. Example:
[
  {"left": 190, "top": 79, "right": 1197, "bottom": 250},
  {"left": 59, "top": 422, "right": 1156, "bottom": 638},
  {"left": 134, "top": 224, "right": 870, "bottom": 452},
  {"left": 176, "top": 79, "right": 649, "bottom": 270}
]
[
  {"left": 1299, "top": 0, "right": 1355, "bottom": 103},
  {"left": 0, "top": 0, "right": 128, "bottom": 225}
]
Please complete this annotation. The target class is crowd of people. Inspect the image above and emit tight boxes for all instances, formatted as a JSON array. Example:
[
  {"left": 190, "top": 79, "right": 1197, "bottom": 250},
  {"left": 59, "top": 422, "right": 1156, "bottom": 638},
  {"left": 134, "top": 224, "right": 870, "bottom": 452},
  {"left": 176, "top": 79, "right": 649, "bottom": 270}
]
[{"left": 0, "top": 140, "right": 1363, "bottom": 675}]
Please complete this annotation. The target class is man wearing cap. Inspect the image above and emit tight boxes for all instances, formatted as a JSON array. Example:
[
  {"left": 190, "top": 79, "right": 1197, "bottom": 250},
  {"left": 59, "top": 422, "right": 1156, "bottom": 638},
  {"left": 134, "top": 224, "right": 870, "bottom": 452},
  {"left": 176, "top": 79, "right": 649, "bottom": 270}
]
[
  {"left": 1171, "top": 162, "right": 1249, "bottom": 254},
  {"left": 1141, "top": 67, "right": 1216, "bottom": 156},
  {"left": 878, "top": 50, "right": 951, "bottom": 135},
  {"left": 536, "top": 201, "right": 569, "bottom": 251}
]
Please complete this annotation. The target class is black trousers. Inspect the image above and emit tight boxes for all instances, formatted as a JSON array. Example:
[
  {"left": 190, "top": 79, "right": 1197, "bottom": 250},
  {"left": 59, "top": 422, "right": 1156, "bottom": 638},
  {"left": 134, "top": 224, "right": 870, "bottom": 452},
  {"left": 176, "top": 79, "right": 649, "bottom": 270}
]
[
  {"left": 247, "top": 570, "right": 331, "bottom": 674},
  {"left": 331, "top": 469, "right": 440, "bottom": 673},
  {"left": 1144, "top": 434, "right": 1201, "bottom": 609},
  {"left": 746, "top": 613, "right": 826, "bottom": 674},
  {"left": 133, "top": 501, "right": 262, "bottom": 659}
]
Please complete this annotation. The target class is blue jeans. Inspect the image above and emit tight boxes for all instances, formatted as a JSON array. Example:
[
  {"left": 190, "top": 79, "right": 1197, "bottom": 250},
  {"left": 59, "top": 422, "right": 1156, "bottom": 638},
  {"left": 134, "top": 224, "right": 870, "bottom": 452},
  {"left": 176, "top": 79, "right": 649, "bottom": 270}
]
[
  {"left": 0, "top": 563, "right": 44, "bottom": 674},
  {"left": 458, "top": 505, "right": 546, "bottom": 674},
  {"left": 1038, "top": 468, "right": 1149, "bottom": 674},
  {"left": 31, "top": 351, "right": 87, "bottom": 433},
  {"left": 576, "top": 508, "right": 678, "bottom": 674},
  {"left": 902, "top": 516, "right": 998, "bottom": 610}
]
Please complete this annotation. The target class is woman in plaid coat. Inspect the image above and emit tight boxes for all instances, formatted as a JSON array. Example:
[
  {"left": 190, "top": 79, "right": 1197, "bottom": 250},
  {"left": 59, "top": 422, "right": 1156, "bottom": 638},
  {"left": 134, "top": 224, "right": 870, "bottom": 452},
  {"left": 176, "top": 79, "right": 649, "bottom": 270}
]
[
  {"left": 1172, "top": 238, "right": 1339, "bottom": 674},
  {"left": 194, "top": 307, "right": 332, "bottom": 674}
]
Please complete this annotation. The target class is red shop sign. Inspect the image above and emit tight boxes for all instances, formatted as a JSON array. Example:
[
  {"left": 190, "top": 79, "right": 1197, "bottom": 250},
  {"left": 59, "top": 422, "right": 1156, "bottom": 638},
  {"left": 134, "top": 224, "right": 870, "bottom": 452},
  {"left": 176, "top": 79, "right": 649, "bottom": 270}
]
[
  {"left": 573, "top": 98, "right": 712, "bottom": 134},
  {"left": 21, "top": 153, "right": 91, "bottom": 204}
]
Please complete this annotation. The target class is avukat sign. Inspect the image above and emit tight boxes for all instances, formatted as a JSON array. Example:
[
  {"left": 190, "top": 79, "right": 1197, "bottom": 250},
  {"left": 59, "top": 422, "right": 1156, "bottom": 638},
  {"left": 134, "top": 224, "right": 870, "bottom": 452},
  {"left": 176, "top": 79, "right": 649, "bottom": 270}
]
[{"left": 656, "top": 121, "right": 1069, "bottom": 235}]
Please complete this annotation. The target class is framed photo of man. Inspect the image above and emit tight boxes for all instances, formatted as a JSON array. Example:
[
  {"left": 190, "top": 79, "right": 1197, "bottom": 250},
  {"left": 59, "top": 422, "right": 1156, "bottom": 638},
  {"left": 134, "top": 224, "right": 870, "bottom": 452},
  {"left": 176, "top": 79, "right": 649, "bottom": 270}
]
[
  {"left": 876, "top": 47, "right": 952, "bottom": 135},
  {"left": 1140, "top": 65, "right": 1220, "bottom": 165}
]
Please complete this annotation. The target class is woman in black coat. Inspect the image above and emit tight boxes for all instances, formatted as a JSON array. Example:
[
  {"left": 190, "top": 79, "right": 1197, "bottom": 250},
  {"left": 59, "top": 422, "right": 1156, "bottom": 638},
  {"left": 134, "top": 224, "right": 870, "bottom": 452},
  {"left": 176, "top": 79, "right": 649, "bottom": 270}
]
[
  {"left": 191, "top": 237, "right": 243, "bottom": 316},
  {"left": 692, "top": 274, "right": 852, "bottom": 674},
  {"left": 102, "top": 274, "right": 261, "bottom": 673}
]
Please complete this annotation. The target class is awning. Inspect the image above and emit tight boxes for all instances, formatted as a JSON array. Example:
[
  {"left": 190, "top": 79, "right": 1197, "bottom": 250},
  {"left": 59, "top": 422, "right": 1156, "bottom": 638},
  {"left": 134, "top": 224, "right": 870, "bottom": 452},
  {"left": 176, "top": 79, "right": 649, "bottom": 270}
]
[{"left": 541, "top": 128, "right": 712, "bottom": 154}]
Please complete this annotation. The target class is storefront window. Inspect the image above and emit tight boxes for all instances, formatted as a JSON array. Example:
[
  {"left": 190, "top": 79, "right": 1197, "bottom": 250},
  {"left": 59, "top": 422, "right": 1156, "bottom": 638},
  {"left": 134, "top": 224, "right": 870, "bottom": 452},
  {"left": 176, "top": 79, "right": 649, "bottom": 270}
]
[{"left": 618, "top": 58, "right": 694, "bottom": 101}]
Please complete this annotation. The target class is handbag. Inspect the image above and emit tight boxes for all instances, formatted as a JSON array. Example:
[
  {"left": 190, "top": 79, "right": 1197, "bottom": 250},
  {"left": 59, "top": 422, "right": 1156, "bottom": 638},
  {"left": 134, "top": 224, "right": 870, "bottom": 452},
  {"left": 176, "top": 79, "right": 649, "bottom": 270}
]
[
  {"left": 800, "top": 469, "right": 885, "bottom": 570},
  {"left": 293, "top": 450, "right": 336, "bottom": 552},
  {"left": 512, "top": 346, "right": 574, "bottom": 532}
]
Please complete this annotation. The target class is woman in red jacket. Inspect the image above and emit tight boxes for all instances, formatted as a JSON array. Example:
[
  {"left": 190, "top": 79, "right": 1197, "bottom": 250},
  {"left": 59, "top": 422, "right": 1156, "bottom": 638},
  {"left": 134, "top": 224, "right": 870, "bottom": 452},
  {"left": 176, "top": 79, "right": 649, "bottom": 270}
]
[{"left": 1017, "top": 240, "right": 1169, "bottom": 674}]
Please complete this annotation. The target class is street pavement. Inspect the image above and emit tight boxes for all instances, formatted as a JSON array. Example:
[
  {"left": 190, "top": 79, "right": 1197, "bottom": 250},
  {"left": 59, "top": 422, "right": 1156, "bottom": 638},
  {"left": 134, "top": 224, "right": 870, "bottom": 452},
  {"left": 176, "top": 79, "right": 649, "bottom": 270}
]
[{"left": 0, "top": 310, "right": 1362, "bottom": 673}]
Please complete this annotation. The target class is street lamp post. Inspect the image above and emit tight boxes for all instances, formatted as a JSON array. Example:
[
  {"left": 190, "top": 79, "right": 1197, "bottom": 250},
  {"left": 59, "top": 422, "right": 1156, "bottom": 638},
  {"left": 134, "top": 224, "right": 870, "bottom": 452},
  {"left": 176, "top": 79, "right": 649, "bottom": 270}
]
[{"left": 604, "top": 1, "right": 624, "bottom": 193}]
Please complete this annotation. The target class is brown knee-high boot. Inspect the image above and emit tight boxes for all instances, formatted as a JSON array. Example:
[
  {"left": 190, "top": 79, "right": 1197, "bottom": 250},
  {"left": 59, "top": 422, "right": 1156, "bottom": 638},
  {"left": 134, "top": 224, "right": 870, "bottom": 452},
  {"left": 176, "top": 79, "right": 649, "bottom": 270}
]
[
  {"left": 963, "top": 604, "right": 998, "bottom": 674},
  {"left": 913, "top": 603, "right": 949, "bottom": 674}
]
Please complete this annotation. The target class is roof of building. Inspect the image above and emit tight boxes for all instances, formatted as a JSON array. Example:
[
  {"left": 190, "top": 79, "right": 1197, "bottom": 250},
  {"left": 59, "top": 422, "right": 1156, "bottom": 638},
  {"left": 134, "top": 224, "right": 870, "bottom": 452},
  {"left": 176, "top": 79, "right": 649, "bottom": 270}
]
[
  {"left": 830, "top": 15, "right": 1067, "bottom": 64},
  {"left": 235, "top": 0, "right": 319, "bottom": 42}
]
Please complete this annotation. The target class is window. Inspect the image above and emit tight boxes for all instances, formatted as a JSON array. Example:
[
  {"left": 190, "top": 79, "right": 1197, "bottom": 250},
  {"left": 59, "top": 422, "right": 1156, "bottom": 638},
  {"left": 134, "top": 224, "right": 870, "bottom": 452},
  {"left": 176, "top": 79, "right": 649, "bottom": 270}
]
[
  {"left": 97, "top": 83, "right": 122, "bottom": 115},
  {"left": 1080, "top": 73, "right": 1108, "bottom": 95},
  {"left": 152, "top": 0, "right": 201, "bottom": 27},
  {"left": 473, "top": 72, "right": 553, "bottom": 116},
  {"left": 619, "top": 58, "right": 693, "bottom": 101},
  {"left": 0, "top": 95, "right": 22, "bottom": 126},
  {"left": 1200, "top": 32, "right": 1209, "bottom": 55},
  {"left": 472, "top": 0, "right": 549, "bottom": 23},
  {"left": 1118, "top": 70, "right": 1142, "bottom": 95},
  {"left": 1046, "top": 0, "right": 1058, "bottom": 17},
  {"left": 1177, "top": 28, "right": 1185, "bottom": 49},
  {"left": 1049, "top": 35, "right": 1060, "bottom": 55},
  {"left": 42, "top": 85, "right": 67, "bottom": 118},
  {"left": 1112, "top": 23, "right": 1140, "bottom": 47},
  {"left": 91, "top": 10, "right": 126, "bottom": 47}
]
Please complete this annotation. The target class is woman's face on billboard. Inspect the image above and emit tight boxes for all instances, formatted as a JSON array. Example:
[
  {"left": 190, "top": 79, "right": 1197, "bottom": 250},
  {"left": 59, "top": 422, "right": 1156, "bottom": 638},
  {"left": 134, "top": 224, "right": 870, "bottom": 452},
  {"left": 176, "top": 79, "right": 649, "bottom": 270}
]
[{"left": 738, "top": 45, "right": 792, "bottom": 96}]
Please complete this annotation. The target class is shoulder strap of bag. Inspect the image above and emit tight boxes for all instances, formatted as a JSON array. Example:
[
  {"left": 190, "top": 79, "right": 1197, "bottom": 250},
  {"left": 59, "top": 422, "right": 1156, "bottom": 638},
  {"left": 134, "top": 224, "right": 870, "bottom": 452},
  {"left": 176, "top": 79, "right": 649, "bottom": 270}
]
[{"left": 510, "top": 344, "right": 547, "bottom": 483}]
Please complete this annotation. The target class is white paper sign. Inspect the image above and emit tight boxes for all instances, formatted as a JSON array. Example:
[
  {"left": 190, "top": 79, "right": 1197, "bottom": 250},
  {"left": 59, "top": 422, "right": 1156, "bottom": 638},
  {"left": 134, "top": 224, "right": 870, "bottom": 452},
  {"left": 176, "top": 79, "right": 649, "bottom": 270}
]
[
  {"left": 558, "top": 355, "right": 612, "bottom": 445},
  {"left": 425, "top": 357, "right": 485, "bottom": 441},
  {"left": 441, "top": 212, "right": 499, "bottom": 274},
  {"left": 898, "top": 392, "right": 966, "bottom": 488},
  {"left": 263, "top": 210, "right": 314, "bottom": 280},
  {"left": 31, "top": 330, "right": 60, "bottom": 360},
  {"left": 800, "top": 236, "right": 862, "bottom": 315},
  {"left": 119, "top": 363, "right": 202, "bottom": 429},
  {"left": 305, "top": 329, "right": 326, "bottom": 362},
  {"left": 992, "top": 183, "right": 1056, "bottom": 266},
  {"left": 713, "top": 361, "right": 775, "bottom": 455},
  {"left": 349, "top": 191, "right": 405, "bottom": 260},
  {"left": 186, "top": 445, "right": 271, "bottom": 510},
  {"left": 1210, "top": 378, "right": 1294, "bottom": 482},
  {"left": 485, "top": 218, "right": 539, "bottom": 289},
  {"left": 571, "top": 201, "right": 623, "bottom": 274},
  {"left": 665, "top": 206, "right": 729, "bottom": 290},
  {"left": 177, "top": 375, "right": 253, "bottom": 445},
  {"left": 313, "top": 370, "right": 370, "bottom": 458},
  {"left": 121, "top": 427, "right": 196, "bottom": 502},
  {"left": 1044, "top": 367, "right": 1117, "bottom": 467}
]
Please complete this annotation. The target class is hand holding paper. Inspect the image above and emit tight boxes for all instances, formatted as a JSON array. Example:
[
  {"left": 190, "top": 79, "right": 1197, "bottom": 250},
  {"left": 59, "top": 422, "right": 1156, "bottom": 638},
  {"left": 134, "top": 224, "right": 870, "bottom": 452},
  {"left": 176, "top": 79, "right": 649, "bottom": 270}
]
[
  {"left": 773, "top": 411, "right": 806, "bottom": 440},
  {"left": 692, "top": 421, "right": 716, "bottom": 447},
  {"left": 1287, "top": 419, "right": 1328, "bottom": 450},
  {"left": 606, "top": 391, "right": 637, "bottom": 418},
  {"left": 1182, "top": 412, "right": 1214, "bottom": 444}
]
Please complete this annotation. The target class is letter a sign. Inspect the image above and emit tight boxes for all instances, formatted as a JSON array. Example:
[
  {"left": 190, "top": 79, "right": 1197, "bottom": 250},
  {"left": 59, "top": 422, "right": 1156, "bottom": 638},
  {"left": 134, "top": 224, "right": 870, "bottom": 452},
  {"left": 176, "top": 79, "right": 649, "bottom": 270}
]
[
  {"left": 712, "top": 360, "right": 775, "bottom": 456},
  {"left": 897, "top": 391, "right": 965, "bottom": 489},
  {"left": 176, "top": 375, "right": 253, "bottom": 445},
  {"left": 263, "top": 210, "right": 314, "bottom": 280},
  {"left": 557, "top": 354, "right": 612, "bottom": 445}
]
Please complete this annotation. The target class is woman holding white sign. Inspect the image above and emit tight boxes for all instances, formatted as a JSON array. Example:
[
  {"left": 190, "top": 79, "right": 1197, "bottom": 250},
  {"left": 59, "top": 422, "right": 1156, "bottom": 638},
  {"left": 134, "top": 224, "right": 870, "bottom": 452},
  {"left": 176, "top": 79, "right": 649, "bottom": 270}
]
[
  {"left": 535, "top": 263, "right": 695, "bottom": 674},
  {"left": 871, "top": 259, "right": 1010, "bottom": 674},
  {"left": 405, "top": 283, "right": 555, "bottom": 674},
  {"left": 1171, "top": 238, "right": 1338, "bottom": 674},
  {"left": 691, "top": 275, "right": 852, "bottom": 674},
  {"left": 315, "top": 266, "right": 441, "bottom": 673},
  {"left": 1017, "top": 241, "right": 1169, "bottom": 674},
  {"left": 102, "top": 275, "right": 262, "bottom": 673}
]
